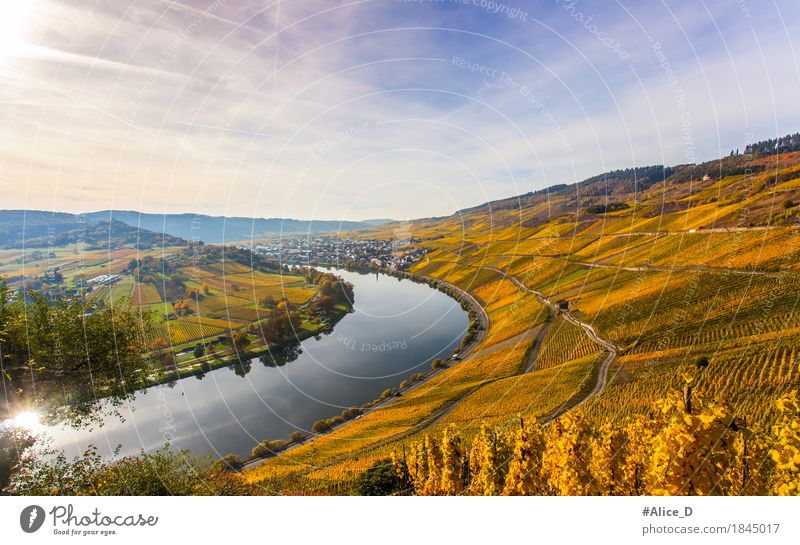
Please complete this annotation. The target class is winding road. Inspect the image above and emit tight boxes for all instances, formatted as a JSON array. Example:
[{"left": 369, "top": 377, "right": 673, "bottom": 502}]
[
  {"left": 483, "top": 267, "right": 621, "bottom": 420},
  {"left": 243, "top": 262, "right": 621, "bottom": 472}
]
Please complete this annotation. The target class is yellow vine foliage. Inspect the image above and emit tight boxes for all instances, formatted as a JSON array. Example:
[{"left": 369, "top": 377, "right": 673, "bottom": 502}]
[
  {"left": 406, "top": 440, "right": 428, "bottom": 495},
  {"left": 439, "top": 426, "right": 466, "bottom": 495},
  {"left": 646, "top": 390, "right": 736, "bottom": 496},
  {"left": 725, "top": 428, "right": 770, "bottom": 496},
  {"left": 769, "top": 391, "right": 800, "bottom": 495},
  {"left": 394, "top": 388, "right": 798, "bottom": 496},
  {"left": 502, "top": 416, "right": 547, "bottom": 495},
  {"left": 617, "top": 416, "right": 655, "bottom": 496},
  {"left": 469, "top": 423, "right": 510, "bottom": 496},
  {"left": 541, "top": 410, "right": 591, "bottom": 495},
  {"left": 588, "top": 423, "right": 627, "bottom": 495},
  {"left": 422, "top": 434, "right": 443, "bottom": 496}
]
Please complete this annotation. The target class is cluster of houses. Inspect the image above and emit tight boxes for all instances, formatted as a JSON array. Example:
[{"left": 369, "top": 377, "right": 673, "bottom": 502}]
[
  {"left": 243, "top": 237, "right": 429, "bottom": 270},
  {"left": 86, "top": 274, "right": 123, "bottom": 286}
]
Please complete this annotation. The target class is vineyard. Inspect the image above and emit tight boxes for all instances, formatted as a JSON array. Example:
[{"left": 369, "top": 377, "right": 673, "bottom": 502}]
[
  {"left": 131, "top": 283, "right": 161, "bottom": 305},
  {"left": 244, "top": 150, "right": 800, "bottom": 496},
  {"left": 535, "top": 316, "right": 601, "bottom": 371},
  {"left": 389, "top": 386, "right": 800, "bottom": 496}
]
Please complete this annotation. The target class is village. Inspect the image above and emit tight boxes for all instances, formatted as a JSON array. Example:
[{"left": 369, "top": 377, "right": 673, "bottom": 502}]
[{"left": 243, "top": 236, "right": 429, "bottom": 271}]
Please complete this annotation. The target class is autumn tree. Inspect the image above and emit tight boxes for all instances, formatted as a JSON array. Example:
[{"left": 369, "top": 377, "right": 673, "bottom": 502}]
[{"left": 232, "top": 332, "right": 250, "bottom": 353}]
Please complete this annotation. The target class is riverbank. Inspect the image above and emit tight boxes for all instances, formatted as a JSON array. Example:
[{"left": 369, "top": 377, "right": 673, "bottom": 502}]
[
  {"left": 145, "top": 306, "right": 351, "bottom": 388},
  {"left": 239, "top": 266, "right": 488, "bottom": 470}
]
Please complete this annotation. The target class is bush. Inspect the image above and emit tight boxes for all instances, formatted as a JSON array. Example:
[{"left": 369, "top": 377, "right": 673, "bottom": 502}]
[
  {"left": 251, "top": 439, "right": 291, "bottom": 458},
  {"left": 355, "top": 459, "right": 407, "bottom": 496},
  {"left": 380, "top": 389, "right": 396, "bottom": 400},
  {"left": 193, "top": 344, "right": 205, "bottom": 358},
  {"left": 340, "top": 407, "right": 362, "bottom": 420},
  {"left": 311, "top": 420, "right": 330, "bottom": 434},
  {"left": 329, "top": 415, "right": 345, "bottom": 427},
  {"left": 214, "top": 454, "right": 243, "bottom": 471},
  {"left": 311, "top": 415, "right": 344, "bottom": 434},
  {"left": 431, "top": 359, "right": 447, "bottom": 370},
  {"left": 783, "top": 199, "right": 795, "bottom": 209},
  {"left": 585, "top": 202, "right": 630, "bottom": 214},
  {"left": 1, "top": 426, "right": 35, "bottom": 493},
  {"left": 8, "top": 445, "right": 259, "bottom": 496}
]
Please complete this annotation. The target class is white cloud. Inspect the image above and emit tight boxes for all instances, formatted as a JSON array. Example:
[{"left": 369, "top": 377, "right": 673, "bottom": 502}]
[{"left": 1, "top": 0, "right": 799, "bottom": 219}]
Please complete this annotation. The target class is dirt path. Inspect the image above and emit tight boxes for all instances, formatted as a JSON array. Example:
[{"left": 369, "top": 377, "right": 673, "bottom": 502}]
[
  {"left": 383, "top": 265, "right": 618, "bottom": 435},
  {"left": 484, "top": 267, "right": 621, "bottom": 416},
  {"left": 243, "top": 263, "right": 619, "bottom": 472}
]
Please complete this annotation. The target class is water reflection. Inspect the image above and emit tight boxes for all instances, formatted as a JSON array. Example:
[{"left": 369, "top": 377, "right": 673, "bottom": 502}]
[{"left": 9, "top": 268, "right": 468, "bottom": 459}]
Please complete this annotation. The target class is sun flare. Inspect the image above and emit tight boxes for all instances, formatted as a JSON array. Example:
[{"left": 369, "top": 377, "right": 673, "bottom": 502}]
[
  {"left": 11, "top": 410, "right": 43, "bottom": 431},
  {"left": 0, "top": 0, "right": 35, "bottom": 56}
]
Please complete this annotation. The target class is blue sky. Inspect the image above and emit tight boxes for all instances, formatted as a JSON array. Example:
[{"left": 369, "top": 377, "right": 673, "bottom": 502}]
[{"left": 1, "top": 0, "right": 799, "bottom": 220}]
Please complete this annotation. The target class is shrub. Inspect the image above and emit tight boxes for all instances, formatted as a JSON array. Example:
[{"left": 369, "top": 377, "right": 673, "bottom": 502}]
[
  {"left": 355, "top": 459, "right": 406, "bottom": 496},
  {"left": 585, "top": 202, "right": 630, "bottom": 214},
  {"left": 311, "top": 416, "right": 344, "bottom": 434},
  {"left": 251, "top": 439, "right": 290, "bottom": 458},
  {"left": 214, "top": 454, "right": 243, "bottom": 471},
  {"left": 311, "top": 420, "right": 330, "bottom": 434},
  {"left": 341, "top": 407, "right": 362, "bottom": 420},
  {"left": 8, "top": 445, "right": 259, "bottom": 496},
  {"left": 380, "top": 389, "right": 396, "bottom": 400}
]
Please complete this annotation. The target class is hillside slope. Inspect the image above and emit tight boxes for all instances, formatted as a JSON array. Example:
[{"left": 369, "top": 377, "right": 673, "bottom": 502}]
[{"left": 245, "top": 134, "right": 800, "bottom": 494}]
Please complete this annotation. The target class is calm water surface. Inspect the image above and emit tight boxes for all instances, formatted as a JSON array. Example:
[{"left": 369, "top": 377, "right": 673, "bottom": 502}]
[{"left": 40, "top": 268, "right": 468, "bottom": 458}]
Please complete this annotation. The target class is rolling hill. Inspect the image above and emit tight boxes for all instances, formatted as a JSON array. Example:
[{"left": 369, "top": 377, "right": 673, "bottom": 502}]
[
  {"left": 0, "top": 209, "right": 395, "bottom": 247},
  {"left": 82, "top": 210, "right": 391, "bottom": 243}
]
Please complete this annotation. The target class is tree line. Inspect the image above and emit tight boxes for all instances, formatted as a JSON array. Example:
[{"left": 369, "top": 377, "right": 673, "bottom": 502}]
[{"left": 745, "top": 132, "right": 800, "bottom": 157}]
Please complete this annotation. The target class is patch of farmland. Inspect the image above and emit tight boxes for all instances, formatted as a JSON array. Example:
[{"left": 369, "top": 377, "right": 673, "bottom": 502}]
[{"left": 132, "top": 283, "right": 162, "bottom": 305}]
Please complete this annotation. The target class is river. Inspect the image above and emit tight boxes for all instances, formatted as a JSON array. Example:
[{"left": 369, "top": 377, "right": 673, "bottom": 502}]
[{"left": 29, "top": 268, "right": 468, "bottom": 459}]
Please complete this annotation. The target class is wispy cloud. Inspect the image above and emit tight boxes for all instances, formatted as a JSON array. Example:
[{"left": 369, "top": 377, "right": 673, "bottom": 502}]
[{"left": 1, "top": 0, "right": 799, "bottom": 220}]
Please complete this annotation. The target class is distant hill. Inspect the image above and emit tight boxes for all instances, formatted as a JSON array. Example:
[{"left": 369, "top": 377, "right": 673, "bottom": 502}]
[
  {"left": 0, "top": 212, "right": 186, "bottom": 249},
  {"left": 33, "top": 220, "right": 185, "bottom": 249},
  {"left": 453, "top": 132, "right": 800, "bottom": 221},
  {"left": 360, "top": 218, "right": 397, "bottom": 227},
  {"left": 82, "top": 210, "right": 389, "bottom": 243},
  {"left": 0, "top": 210, "right": 85, "bottom": 247},
  {"left": 0, "top": 210, "right": 395, "bottom": 247}
]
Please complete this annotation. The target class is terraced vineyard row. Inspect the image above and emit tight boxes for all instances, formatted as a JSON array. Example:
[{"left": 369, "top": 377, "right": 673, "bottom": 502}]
[
  {"left": 147, "top": 318, "right": 229, "bottom": 346},
  {"left": 535, "top": 316, "right": 602, "bottom": 371},
  {"left": 587, "top": 339, "right": 799, "bottom": 429}
]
